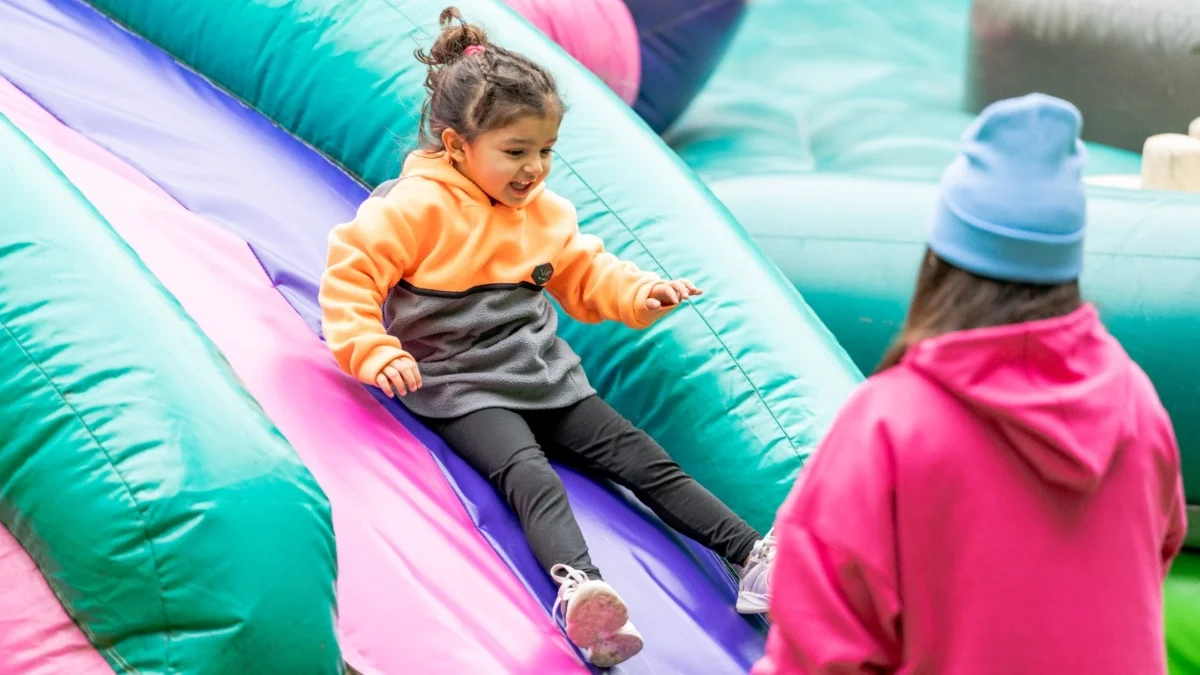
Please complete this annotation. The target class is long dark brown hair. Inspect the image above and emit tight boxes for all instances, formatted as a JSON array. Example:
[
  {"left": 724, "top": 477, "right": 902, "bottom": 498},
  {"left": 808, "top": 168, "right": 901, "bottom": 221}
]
[{"left": 875, "top": 248, "right": 1083, "bottom": 373}]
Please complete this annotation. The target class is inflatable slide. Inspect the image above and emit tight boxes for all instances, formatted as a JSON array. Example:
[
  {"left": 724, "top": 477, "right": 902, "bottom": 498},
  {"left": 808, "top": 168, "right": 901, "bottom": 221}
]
[
  {"left": 503, "top": 0, "right": 746, "bottom": 133},
  {"left": 0, "top": 0, "right": 862, "bottom": 672}
]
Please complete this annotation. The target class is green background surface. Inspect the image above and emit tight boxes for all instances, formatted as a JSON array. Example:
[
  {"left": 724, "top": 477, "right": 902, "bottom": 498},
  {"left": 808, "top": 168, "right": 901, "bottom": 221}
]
[{"left": 1167, "top": 553, "right": 1200, "bottom": 675}]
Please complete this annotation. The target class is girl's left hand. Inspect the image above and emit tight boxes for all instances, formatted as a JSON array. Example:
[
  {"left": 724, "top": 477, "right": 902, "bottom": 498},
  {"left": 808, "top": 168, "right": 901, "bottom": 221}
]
[{"left": 645, "top": 278, "right": 703, "bottom": 311}]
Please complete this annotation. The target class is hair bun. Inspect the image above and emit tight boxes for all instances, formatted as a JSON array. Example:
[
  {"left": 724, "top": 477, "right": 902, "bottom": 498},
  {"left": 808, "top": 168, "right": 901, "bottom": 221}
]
[{"left": 417, "top": 6, "right": 490, "bottom": 68}]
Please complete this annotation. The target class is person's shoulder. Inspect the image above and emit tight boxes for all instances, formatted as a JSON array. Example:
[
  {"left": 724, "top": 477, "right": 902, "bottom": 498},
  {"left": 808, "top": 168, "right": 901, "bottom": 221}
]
[
  {"left": 368, "top": 174, "right": 458, "bottom": 220},
  {"left": 828, "top": 365, "right": 957, "bottom": 444},
  {"left": 379, "top": 173, "right": 450, "bottom": 202},
  {"left": 529, "top": 185, "right": 577, "bottom": 220},
  {"left": 845, "top": 365, "right": 945, "bottom": 415},
  {"left": 1122, "top": 354, "right": 1179, "bottom": 456}
]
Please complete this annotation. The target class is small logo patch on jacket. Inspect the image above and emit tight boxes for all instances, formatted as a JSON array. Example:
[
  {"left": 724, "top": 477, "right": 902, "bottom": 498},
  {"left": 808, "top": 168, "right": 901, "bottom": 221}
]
[{"left": 531, "top": 263, "right": 554, "bottom": 286}]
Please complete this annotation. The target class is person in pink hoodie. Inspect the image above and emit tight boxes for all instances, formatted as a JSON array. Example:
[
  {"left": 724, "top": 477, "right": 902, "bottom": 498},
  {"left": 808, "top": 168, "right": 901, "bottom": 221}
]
[{"left": 752, "top": 93, "right": 1189, "bottom": 675}]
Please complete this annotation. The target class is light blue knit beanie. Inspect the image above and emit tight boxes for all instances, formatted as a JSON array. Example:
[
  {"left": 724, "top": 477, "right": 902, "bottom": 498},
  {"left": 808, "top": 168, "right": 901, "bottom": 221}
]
[{"left": 929, "top": 93, "right": 1087, "bottom": 285}]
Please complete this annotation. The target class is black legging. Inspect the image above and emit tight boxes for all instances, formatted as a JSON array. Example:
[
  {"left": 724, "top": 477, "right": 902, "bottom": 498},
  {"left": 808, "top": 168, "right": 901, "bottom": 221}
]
[{"left": 424, "top": 395, "right": 761, "bottom": 580}]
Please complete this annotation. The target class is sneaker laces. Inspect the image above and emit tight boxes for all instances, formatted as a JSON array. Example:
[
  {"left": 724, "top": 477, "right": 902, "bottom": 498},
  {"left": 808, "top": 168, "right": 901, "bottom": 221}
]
[
  {"left": 748, "top": 528, "right": 777, "bottom": 568},
  {"left": 550, "top": 563, "right": 591, "bottom": 622}
]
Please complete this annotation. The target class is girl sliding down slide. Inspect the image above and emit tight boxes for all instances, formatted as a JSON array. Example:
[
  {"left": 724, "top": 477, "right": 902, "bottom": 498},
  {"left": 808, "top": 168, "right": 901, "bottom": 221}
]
[{"left": 319, "top": 7, "right": 776, "bottom": 668}]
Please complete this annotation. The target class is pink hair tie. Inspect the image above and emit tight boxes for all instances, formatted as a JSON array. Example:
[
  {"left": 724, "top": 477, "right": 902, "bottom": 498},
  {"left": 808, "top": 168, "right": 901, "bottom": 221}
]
[{"left": 463, "top": 45, "right": 485, "bottom": 57}]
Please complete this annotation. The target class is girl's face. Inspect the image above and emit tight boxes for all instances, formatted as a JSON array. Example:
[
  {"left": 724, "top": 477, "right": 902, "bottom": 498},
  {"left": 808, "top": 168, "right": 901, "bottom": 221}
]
[{"left": 445, "top": 113, "right": 560, "bottom": 207}]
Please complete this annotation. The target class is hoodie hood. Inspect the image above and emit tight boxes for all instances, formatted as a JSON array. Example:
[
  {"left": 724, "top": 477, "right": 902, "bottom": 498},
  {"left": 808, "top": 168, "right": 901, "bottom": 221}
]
[
  {"left": 401, "top": 151, "right": 547, "bottom": 207},
  {"left": 903, "top": 304, "right": 1134, "bottom": 492}
]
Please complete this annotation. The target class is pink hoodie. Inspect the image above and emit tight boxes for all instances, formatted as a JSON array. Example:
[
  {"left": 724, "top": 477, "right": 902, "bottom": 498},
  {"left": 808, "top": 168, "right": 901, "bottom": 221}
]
[{"left": 754, "top": 304, "right": 1188, "bottom": 674}]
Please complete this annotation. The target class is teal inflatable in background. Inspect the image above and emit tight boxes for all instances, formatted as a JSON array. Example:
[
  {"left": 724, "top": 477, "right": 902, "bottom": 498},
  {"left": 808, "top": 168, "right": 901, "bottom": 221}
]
[
  {"left": 667, "top": 0, "right": 1142, "bottom": 183},
  {"left": 0, "top": 113, "right": 341, "bottom": 673},
  {"left": 82, "top": 0, "right": 865, "bottom": 531},
  {"left": 705, "top": 171, "right": 1200, "bottom": 502},
  {"left": 666, "top": 0, "right": 1196, "bottom": 499}
]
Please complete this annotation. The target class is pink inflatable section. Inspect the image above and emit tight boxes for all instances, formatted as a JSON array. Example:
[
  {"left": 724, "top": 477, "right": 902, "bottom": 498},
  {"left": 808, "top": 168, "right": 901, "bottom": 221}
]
[
  {"left": 0, "top": 525, "right": 112, "bottom": 675},
  {"left": 0, "top": 77, "right": 587, "bottom": 675},
  {"left": 505, "top": 0, "right": 640, "bottom": 103}
]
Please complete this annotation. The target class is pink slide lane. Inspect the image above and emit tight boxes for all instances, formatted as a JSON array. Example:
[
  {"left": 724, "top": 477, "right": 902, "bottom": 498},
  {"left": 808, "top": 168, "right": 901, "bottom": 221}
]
[
  {"left": 0, "top": 524, "right": 113, "bottom": 675},
  {"left": 0, "top": 77, "right": 587, "bottom": 675}
]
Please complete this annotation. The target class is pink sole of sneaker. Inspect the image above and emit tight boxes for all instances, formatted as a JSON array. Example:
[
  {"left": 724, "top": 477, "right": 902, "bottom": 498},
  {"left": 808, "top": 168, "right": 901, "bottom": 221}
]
[
  {"left": 565, "top": 587, "right": 629, "bottom": 648},
  {"left": 589, "top": 631, "right": 645, "bottom": 668}
]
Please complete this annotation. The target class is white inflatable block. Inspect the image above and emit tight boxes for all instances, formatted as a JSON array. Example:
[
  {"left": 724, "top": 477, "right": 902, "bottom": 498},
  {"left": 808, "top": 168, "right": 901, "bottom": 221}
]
[
  {"left": 1141, "top": 133, "right": 1200, "bottom": 193},
  {"left": 1083, "top": 174, "right": 1142, "bottom": 190},
  {"left": 1191, "top": 117, "right": 1200, "bottom": 140}
]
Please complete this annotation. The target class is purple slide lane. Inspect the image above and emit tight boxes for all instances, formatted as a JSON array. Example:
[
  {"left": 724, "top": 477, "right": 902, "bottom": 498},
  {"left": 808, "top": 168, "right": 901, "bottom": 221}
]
[
  {"left": 0, "top": 76, "right": 586, "bottom": 675},
  {"left": 0, "top": 1, "right": 768, "bottom": 672}
]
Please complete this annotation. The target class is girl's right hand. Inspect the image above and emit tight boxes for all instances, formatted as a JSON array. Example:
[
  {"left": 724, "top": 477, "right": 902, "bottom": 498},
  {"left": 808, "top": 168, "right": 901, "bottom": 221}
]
[{"left": 377, "top": 356, "right": 422, "bottom": 398}]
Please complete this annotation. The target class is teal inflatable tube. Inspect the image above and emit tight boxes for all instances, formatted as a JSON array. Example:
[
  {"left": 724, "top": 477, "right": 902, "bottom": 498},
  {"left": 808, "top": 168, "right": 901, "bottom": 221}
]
[
  {"left": 707, "top": 171, "right": 1200, "bottom": 502},
  {"left": 84, "top": 0, "right": 864, "bottom": 530},
  {"left": 0, "top": 113, "right": 341, "bottom": 672},
  {"left": 666, "top": 0, "right": 1142, "bottom": 183}
]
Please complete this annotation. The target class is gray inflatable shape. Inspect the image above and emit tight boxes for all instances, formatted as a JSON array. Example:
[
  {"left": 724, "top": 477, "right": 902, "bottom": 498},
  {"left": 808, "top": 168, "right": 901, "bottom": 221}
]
[{"left": 968, "top": 0, "right": 1200, "bottom": 151}]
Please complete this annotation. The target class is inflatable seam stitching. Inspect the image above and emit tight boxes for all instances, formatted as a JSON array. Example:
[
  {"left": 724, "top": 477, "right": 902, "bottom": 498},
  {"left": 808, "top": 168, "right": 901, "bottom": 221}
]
[
  {"left": 643, "top": 0, "right": 740, "bottom": 36},
  {"left": 363, "top": 0, "right": 798, "bottom": 455},
  {"left": 554, "top": 160, "right": 800, "bottom": 455},
  {"left": 0, "top": 306, "right": 167, "bottom": 674},
  {"left": 83, "top": 2, "right": 370, "bottom": 193},
  {"left": 80, "top": 0, "right": 801, "bottom": 457}
]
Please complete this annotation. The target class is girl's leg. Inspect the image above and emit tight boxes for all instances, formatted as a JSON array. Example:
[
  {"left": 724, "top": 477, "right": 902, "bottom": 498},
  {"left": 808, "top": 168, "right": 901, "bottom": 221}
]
[
  {"left": 425, "top": 407, "right": 601, "bottom": 580},
  {"left": 427, "top": 407, "right": 644, "bottom": 666},
  {"left": 527, "top": 396, "right": 762, "bottom": 568}
]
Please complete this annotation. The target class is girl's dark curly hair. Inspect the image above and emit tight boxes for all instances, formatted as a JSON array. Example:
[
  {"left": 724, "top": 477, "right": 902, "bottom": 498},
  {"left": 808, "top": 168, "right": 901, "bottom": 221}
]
[{"left": 414, "top": 6, "right": 564, "bottom": 150}]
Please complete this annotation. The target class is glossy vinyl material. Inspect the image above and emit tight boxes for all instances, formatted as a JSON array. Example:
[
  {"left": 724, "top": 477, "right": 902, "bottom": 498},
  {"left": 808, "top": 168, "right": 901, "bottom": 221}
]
[
  {"left": 0, "top": 78, "right": 586, "bottom": 675},
  {"left": 1166, "top": 554, "right": 1200, "bottom": 675},
  {"left": 667, "top": 0, "right": 1142, "bottom": 183},
  {"left": 0, "top": 523, "right": 111, "bottom": 675},
  {"left": 0, "top": 113, "right": 340, "bottom": 673},
  {"left": 705, "top": 171, "right": 1200, "bottom": 503},
  {"left": 80, "top": 0, "right": 864, "bottom": 533},
  {"left": 503, "top": 0, "right": 641, "bottom": 104},
  {"left": 620, "top": 0, "right": 746, "bottom": 132},
  {"left": 0, "top": 1, "right": 772, "bottom": 672}
]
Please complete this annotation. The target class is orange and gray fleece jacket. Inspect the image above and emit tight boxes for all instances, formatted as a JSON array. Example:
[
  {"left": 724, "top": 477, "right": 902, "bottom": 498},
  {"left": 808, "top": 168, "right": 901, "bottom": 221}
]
[{"left": 318, "top": 151, "right": 667, "bottom": 419}]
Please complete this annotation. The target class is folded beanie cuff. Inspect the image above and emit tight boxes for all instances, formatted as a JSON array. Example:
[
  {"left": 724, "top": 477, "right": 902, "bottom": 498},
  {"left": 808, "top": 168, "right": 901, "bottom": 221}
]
[{"left": 928, "top": 197, "right": 1085, "bottom": 285}]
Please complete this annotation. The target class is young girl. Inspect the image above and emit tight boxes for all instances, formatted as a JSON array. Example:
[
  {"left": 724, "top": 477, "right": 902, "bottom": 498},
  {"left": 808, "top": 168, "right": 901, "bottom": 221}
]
[
  {"left": 318, "top": 7, "right": 774, "bottom": 668},
  {"left": 753, "top": 93, "right": 1188, "bottom": 674}
]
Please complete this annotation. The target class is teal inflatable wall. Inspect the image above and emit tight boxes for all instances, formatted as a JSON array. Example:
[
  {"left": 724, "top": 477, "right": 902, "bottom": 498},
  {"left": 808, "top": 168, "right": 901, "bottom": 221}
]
[
  {"left": 706, "top": 171, "right": 1200, "bottom": 502},
  {"left": 84, "top": 0, "right": 865, "bottom": 530},
  {"left": 0, "top": 112, "right": 341, "bottom": 674},
  {"left": 666, "top": 0, "right": 1196, "bottom": 501}
]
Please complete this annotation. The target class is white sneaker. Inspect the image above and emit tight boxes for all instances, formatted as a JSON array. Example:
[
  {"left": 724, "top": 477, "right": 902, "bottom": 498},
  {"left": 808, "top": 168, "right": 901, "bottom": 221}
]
[
  {"left": 586, "top": 621, "right": 644, "bottom": 668},
  {"left": 736, "top": 529, "right": 776, "bottom": 614},
  {"left": 551, "top": 564, "right": 643, "bottom": 667}
]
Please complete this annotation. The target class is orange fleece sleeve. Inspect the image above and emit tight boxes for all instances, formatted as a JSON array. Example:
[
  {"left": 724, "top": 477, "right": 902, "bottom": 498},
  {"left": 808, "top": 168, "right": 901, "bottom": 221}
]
[
  {"left": 546, "top": 223, "right": 664, "bottom": 330},
  {"left": 318, "top": 196, "right": 420, "bottom": 384}
]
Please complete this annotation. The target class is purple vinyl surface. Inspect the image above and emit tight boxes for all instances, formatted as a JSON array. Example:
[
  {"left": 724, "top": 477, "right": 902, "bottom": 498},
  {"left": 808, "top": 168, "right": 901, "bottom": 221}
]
[{"left": 0, "top": 0, "right": 769, "bottom": 672}]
